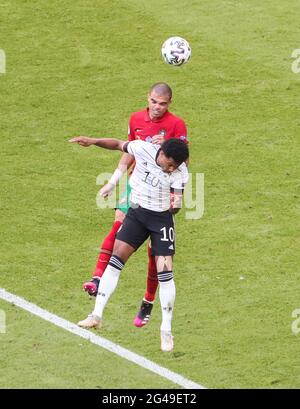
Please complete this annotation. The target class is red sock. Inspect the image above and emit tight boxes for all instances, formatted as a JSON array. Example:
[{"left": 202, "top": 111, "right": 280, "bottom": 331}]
[
  {"left": 144, "top": 243, "right": 158, "bottom": 302},
  {"left": 93, "top": 220, "right": 122, "bottom": 278}
]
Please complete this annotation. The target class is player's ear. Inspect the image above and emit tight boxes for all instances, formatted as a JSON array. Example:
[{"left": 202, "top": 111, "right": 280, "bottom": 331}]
[{"left": 157, "top": 149, "right": 163, "bottom": 162}]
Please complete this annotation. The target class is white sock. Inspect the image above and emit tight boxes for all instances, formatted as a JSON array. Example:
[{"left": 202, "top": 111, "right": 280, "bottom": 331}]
[
  {"left": 159, "top": 278, "right": 176, "bottom": 333},
  {"left": 92, "top": 262, "right": 122, "bottom": 319}
]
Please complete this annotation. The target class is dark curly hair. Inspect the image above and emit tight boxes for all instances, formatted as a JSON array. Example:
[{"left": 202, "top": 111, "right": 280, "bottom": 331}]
[{"left": 161, "top": 139, "right": 189, "bottom": 165}]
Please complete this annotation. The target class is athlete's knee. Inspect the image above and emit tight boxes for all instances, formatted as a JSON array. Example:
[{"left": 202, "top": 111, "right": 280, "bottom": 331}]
[
  {"left": 112, "top": 239, "right": 135, "bottom": 263},
  {"left": 155, "top": 256, "right": 173, "bottom": 272},
  {"left": 99, "top": 248, "right": 112, "bottom": 255}
]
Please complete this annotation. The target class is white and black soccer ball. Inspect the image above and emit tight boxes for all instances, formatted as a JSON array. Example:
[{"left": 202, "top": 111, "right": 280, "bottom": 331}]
[{"left": 161, "top": 36, "right": 191, "bottom": 66}]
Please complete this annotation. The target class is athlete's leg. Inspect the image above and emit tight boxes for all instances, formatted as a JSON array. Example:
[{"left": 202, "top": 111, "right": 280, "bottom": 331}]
[
  {"left": 78, "top": 240, "right": 135, "bottom": 328},
  {"left": 144, "top": 241, "right": 159, "bottom": 302},
  {"left": 82, "top": 209, "right": 125, "bottom": 295},
  {"left": 134, "top": 211, "right": 174, "bottom": 329},
  {"left": 148, "top": 211, "right": 176, "bottom": 351},
  {"left": 94, "top": 210, "right": 125, "bottom": 276},
  {"left": 156, "top": 255, "right": 175, "bottom": 352},
  {"left": 78, "top": 206, "right": 149, "bottom": 329},
  {"left": 83, "top": 181, "right": 131, "bottom": 296},
  {"left": 133, "top": 242, "right": 159, "bottom": 327},
  {"left": 133, "top": 242, "right": 158, "bottom": 327},
  {"left": 91, "top": 240, "right": 135, "bottom": 319}
]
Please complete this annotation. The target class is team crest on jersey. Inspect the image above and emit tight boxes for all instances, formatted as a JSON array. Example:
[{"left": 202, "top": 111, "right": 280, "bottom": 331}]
[
  {"left": 158, "top": 129, "right": 167, "bottom": 136},
  {"left": 134, "top": 128, "right": 143, "bottom": 140}
]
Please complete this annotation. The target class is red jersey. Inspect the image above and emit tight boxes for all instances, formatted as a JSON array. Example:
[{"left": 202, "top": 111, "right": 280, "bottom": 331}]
[{"left": 128, "top": 108, "right": 188, "bottom": 144}]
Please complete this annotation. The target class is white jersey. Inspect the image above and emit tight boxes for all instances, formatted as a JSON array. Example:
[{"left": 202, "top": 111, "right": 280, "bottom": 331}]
[{"left": 125, "top": 140, "right": 189, "bottom": 212}]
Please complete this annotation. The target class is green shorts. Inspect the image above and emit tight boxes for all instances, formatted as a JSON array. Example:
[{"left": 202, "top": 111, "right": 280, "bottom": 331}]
[{"left": 116, "top": 182, "right": 131, "bottom": 214}]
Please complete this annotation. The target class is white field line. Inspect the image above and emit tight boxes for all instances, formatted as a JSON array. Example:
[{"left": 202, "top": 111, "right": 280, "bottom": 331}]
[{"left": 0, "top": 288, "right": 205, "bottom": 389}]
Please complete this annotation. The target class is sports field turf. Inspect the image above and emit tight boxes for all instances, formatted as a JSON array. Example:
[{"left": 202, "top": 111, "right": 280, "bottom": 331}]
[{"left": 1, "top": 0, "right": 300, "bottom": 388}]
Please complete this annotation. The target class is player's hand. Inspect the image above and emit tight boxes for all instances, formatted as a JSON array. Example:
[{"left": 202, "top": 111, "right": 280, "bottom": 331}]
[
  {"left": 152, "top": 134, "right": 165, "bottom": 145},
  {"left": 69, "top": 136, "right": 94, "bottom": 147},
  {"left": 99, "top": 182, "right": 115, "bottom": 197}
]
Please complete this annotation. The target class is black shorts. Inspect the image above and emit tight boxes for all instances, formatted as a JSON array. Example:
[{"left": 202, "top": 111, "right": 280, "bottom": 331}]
[{"left": 116, "top": 206, "right": 175, "bottom": 256}]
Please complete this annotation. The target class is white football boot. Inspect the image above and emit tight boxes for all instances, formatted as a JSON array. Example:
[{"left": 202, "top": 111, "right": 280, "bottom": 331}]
[{"left": 77, "top": 314, "right": 101, "bottom": 329}]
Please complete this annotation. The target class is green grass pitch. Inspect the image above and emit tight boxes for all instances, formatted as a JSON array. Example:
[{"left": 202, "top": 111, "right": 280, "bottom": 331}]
[{"left": 0, "top": 0, "right": 300, "bottom": 388}]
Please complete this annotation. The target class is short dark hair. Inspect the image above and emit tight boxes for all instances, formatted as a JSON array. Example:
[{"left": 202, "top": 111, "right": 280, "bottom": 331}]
[
  {"left": 161, "top": 139, "right": 189, "bottom": 165},
  {"left": 149, "top": 82, "right": 172, "bottom": 99}
]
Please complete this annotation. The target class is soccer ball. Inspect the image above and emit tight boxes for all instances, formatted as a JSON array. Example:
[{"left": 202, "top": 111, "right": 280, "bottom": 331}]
[{"left": 161, "top": 36, "right": 191, "bottom": 66}]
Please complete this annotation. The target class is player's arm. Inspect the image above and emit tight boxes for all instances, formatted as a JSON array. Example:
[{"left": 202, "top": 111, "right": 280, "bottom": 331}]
[
  {"left": 69, "top": 137, "right": 135, "bottom": 197},
  {"left": 99, "top": 116, "right": 137, "bottom": 196},
  {"left": 69, "top": 136, "right": 126, "bottom": 150},
  {"left": 99, "top": 152, "right": 134, "bottom": 197},
  {"left": 169, "top": 163, "right": 189, "bottom": 214},
  {"left": 169, "top": 188, "right": 183, "bottom": 214}
]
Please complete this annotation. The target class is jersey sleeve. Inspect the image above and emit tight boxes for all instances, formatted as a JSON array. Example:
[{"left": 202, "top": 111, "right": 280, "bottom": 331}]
[
  {"left": 127, "top": 115, "right": 136, "bottom": 141},
  {"left": 174, "top": 119, "right": 189, "bottom": 144},
  {"left": 123, "top": 140, "right": 144, "bottom": 157}
]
